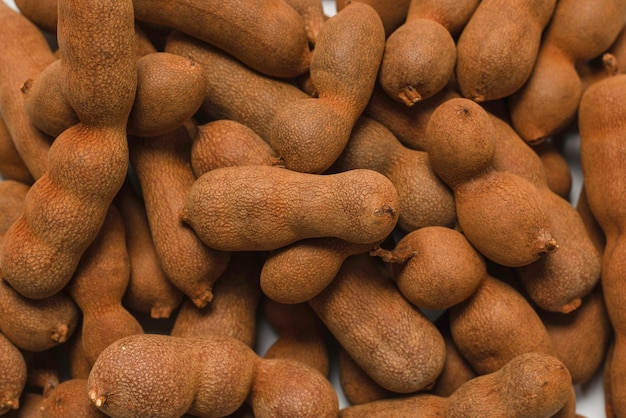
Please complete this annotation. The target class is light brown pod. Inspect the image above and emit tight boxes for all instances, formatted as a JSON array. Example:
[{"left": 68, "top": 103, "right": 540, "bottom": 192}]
[
  {"left": 331, "top": 116, "right": 456, "bottom": 232},
  {"left": 509, "top": 0, "right": 626, "bottom": 143},
  {"left": 133, "top": 0, "right": 311, "bottom": 78},
  {"left": 88, "top": 334, "right": 259, "bottom": 418},
  {"left": 14, "top": 0, "right": 58, "bottom": 33},
  {"left": 182, "top": 166, "right": 399, "bottom": 252},
  {"left": 0, "top": 0, "right": 136, "bottom": 299},
  {"left": 576, "top": 185, "right": 606, "bottom": 256},
  {"left": 424, "top": 98, "right": 556, "bottom": 267},
  {"left": 170, "top": 251, "right": 263, "bottom": 348},
  {"left": 540, "top": 284, "right": 612, "bottom": 385},
  {"left": 67, "top": 206, "right": 144, "bottom": 367},
  {"left": 115, "top": 181, "right": 184, "bottom": 319},
  {"left": 309, "top": 254, "right": 446, "bottom": 393},
  {"left": 0, "top": 2, "right": 55, "bottom": 180},
  {"left": 371, "top": 226, "right": 486, "bottom": 310},
  {"left": 260, "top": 237, "right": 379, "bottom": 304},
  {"left": 190, "top": 120, "right": 280, "bottom": 177},
  {"left": 0, "top": 332, "right": 26, "bottom": 415},
  {"left": 129, "top": 126, "right": 231, "bottom": 307},
  {"left": 262, "top": 299, "right": 329, "bottom": 376},
  {"left": 579, "top": 73, "right": 626, "bottom": 417},
  {"left": 455, "top": 0, "right": 557, "bottom": 102},
  {"left": 489, "top": 114, "right": 601, "bottom": 313},
  {"left": 268, "top": 2, "right": 385, "bottom": 173},
  {"left": 533, "top": 140, "right": 572, "bottom": 200},
  {"left": 40, "top": 379, "right": 107, "bottom": 418},
  {"left": 379, "top": 0, "right": 478, "bottom": 105}
]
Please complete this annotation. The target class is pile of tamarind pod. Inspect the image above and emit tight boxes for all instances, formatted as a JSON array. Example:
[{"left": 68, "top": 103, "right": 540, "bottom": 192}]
[{"left": 0, "top": 0, "right": 623, "bottom": 416}]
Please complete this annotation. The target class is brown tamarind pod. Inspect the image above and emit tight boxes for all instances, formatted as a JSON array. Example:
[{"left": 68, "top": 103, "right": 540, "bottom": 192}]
[
  {"left": 67, "top": 206, "right": 144, "bottom": 367},
  {"left": 263, "top": 299, "right": 329, "bottom": 376},
  {"left": 115, "top": 180, "right": 184, "bottom": 319},
  {"left": 424, "top": 97, "right": 557, "bottom": 267},
  {"left": 0, "top": 0, "right": 137, "bottom": 299},
  {"left": 14, "top": 0, "right": 57, "bottom": 33},
  {"left": 283, "top": 0, "right": 326, "bottom": 45},
  {"left": 170, "top": 251, "right": 263, "bottom": 348},
  {"left": 532, "top": 140, "right": 573, "bottom": 200},
  {"left": 268, "top": 2, "right": 385, "bottom": 173},
  {"left": 309, "top": 253, "right": 446, "bottom": 393},
  {"left": 129, "top": 126, "right": 231, "bottom": 307},
  {"left": 133, "top": 0, "right": 311, "bottom": 79},
  {"left": 576, "top": 185, "right": 606, "bottom": 256},
  {"left": 371, "top": 226, "right": 485, "bottom": 310}
]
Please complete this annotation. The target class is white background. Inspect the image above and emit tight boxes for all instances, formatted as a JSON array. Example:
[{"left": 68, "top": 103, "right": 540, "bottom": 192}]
[{"left": 0, "top": 0, "right": 607, "bottom": 415}]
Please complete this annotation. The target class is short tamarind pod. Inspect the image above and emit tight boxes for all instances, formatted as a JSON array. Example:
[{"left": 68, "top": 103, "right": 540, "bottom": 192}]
[
  {"left": 40, "top": 379, "right": 107, "bottom": 418},
  {"left": 248, "top": 358, "right": 339, "bottom": 418},
  {"left": 331, "top": 116, "right": 456, "bottom": 232},
  {"left": 539, "top": 284, "right": 612, "bottom": 385},
  {"left": 181, "top": 166, "right": 399, "bottom": 252},
  {"left": 0, "top": 2, "right": 55, "bottom": 179},
  {"left": 579, "top": 73, "right": 626, "bottom": 417},
  {"left": 423, "top": 97, "right": 557, "bottom": 267},
  {"left": 0, "top": 332, "right": 26, "bottom": 415},
  {"left": 260, "top": 237, "right": 380, "bottom": 304},
  {"left": 365, "top": 85, "right": 459, "bottom": 151},
  {"left": 309, "top": 254, "right": 446, "bottom": 393},
  {"left": 371, "top": 226, "right": 486, "bottom": 311},
  {"left": 129, "top": 126, "right": 231, "bottom": 308},
  {"left": 262, "top": 299, "right": 329, "bottom": 376},
  {"left": 336, "top": 0, "right": 410, "bottom": 36},
  {"left": 379, "top": 0, "right": 478, "bottom": 105},
  {"left": 449, "top": 275, "right": 555, "bottom": 374},
  {"left": 170, "top": 251, "right": 262, "bottom": 348},
  {"left": 67, "top": 206, "right": 144, "bottom": 367},
  {"left": 14, "top": 0, "right": 58, "bottom": 33},
  {"left": 490, "top": 114, "right": 601, "bottom": 312},
  {"left": 431, "top": 312, "right": 477, "bottom": 397},
  {"left": 283, "top": 0, "right": 326, "bottom": 45},
  {"left": 0, "top": 117, "right": 33, "bottom": 185},
  {"left": 509, "top": 0, "right": 626, "bottom": 144},
  {"left": 456, "top": 0, "right": 557, "bottom": 102},
  {"left": 576, "top": 185, "right": 606, "bottom": 256},
  {"left": 133, "top": 0, "right": 311, "bottom": 78},
  {"left": 337, "top": 346, "right": 394, "bottom": 406},
  {"left": 165, "top": 31, "right": 309, "bottom": 141},
  {"left": 190, "top": 120, "right": 281, "bottom": 177},
  {"left": 0, "top": 279, "right": 78, "bottom": 352},
  {"left": 532, "top": 140, "right": 573, "bottom": 200},
  {"left": 115, "top": 180, "right": 183, "bottom": 319},
  {"left": 268, "top": 2, "right": 385, "bottom": 173},
  {"left": 0, "top": 0, "right": 137, "bottom": 299}
]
